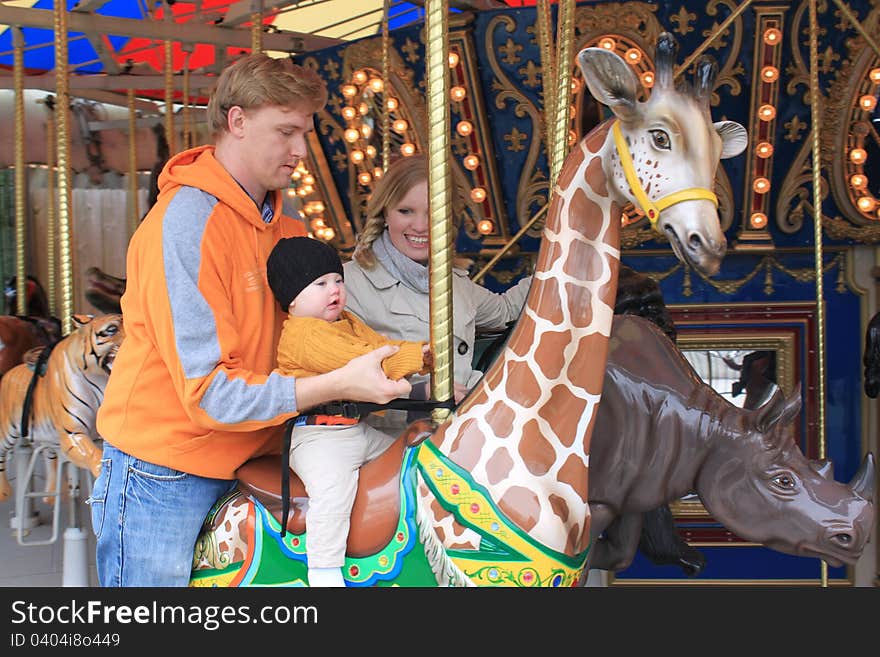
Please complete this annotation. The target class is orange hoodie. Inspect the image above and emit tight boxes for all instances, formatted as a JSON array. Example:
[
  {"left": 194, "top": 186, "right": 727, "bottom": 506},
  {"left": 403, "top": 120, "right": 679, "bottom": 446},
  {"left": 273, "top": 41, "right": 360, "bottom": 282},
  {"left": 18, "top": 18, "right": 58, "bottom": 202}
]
[{"left": 97, "top": 146, "right": 307, "bottom": 479}]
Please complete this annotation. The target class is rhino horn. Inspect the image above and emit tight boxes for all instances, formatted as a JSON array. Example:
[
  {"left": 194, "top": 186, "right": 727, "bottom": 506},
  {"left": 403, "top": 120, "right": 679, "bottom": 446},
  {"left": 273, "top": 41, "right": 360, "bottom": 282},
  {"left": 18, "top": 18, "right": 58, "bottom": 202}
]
[
  {"left": 810, "top": 458, "right": 834, "bottom": 480},
  {"left": 755, "top": 383, "right": 802, "bottom": 435},
  {"left": 848, "top": 453, "right": 876, "bottom": 500}
]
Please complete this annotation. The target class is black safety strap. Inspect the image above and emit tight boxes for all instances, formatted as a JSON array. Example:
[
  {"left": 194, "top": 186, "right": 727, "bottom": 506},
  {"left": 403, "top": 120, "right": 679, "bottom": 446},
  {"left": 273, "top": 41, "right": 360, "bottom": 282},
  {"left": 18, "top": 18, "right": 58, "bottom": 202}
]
[
  {"left": 20, "top": 343, "right": 56, "bottom": 438},
  {"left": 277, "top": 396, "right": 456, "bottom": 538}
]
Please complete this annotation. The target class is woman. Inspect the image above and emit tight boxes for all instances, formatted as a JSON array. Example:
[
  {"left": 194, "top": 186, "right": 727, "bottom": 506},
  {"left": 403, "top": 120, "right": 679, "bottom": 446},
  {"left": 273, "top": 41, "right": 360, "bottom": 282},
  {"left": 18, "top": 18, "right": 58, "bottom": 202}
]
[{"left": 343, "top": 154, "right": 531, "bottom": 435}]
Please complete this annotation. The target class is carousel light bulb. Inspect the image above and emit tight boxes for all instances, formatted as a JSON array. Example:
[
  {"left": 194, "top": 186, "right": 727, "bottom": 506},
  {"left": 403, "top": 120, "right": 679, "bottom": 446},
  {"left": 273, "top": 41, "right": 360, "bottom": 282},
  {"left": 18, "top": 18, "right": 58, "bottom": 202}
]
[
  {"left": 463, "top": 154, "right": 480, "bottom": 170},
  {"left": 756, "top": 142, "right": 774, "bottom": 158},
  {"left": 570, "top": 77, "right": 581, "bottom": 93},
  {"left": 311, "top": 217, "right": 326, "bottom": 230},
  {"left": 456, "top": 120, "right": 473, "bottom": 136},
  {"left": 352, "top": 70, "right": 368, "bottom": 85},
  {"left": 322, "top": 227, "right": 335, "bottom": 241},
  {"left": 286, "top": 188, "right": 296, "bottom": 198},
  {"left": 598, "top": 37, "right": 616, "bottom": 50},
  {"left": 871, "top": 68, "right": 880, "bottom": 83},
  {"left": 360, "top": 123, "right": 373, "bottom": 139},
  {"left": 850, "top": 148, "right": 867, "bottom": 164},
  {"left": 758, "top": 104, "right": 776, "bottom": 121},
  {"left": 750, "top": 212, "right": 768, "bottom": 228},
  {"left": 297, "top": 187, "right": 309, "bottom": 196},
  {"left": 291, "top": 171, "right": 301, "bottom": 180},
  {"left": 448, "top": 51, "right": 460, "bottom": 68},
  {"left": 350, "top": 149, "right": 365, "bottom": 163},
  {"left": 365, "top": 145, "right": 377, "bottom": 158},
  {"left": 400, "top": 142, "right": 416, "bottom": 156},
  {"left": 625, "top": 48, "right": 642, "bottom": 65},
  {"left": 342, "top": 106, "right": 357, "bottom": 120},
  {"left": 341, "top": 84, "right": 358, "bottom": 98},
  {"left": 358, "top": 102, "right": 369, "bottom": 116},
  {"left": 373, "top": 167, "right": 384, "bottom": 178},
  {"left": 358, "top": 172, "right": 372, "bottom": 185},
  {"left": 314, "top": 227, "right": 325, "bottom": 239},
  {"left": 302, "top": 175, "right": 315, "bottom": 186},
  {"left": 851, "top": 174, "right": 868, "bottom": 189},
  {"left": 450, "top": 86, "right": 467, "bottom": 102},
  {"left": 753, "top": 177, "right": 771, "bottom": 193},
  {"left": 470, "top": 187, "right": 487, "bottom": 203},
  {"left": 301, "top": 185, "right": 314, "bottom": 195},
  {"left": 307, "top": 201, "right": 325, "bottom": 214},
  {"left": 857, "top": 196, "right": 876, "bottom": 212},
  {"left": 393, "top": 118, "right": 409, "bottom": 133},
  {"left": 368, "top": 78, "right": 384, "bottom": 93},
  {"left": 386, "top": 97, "right": 399, "bottom": 111},
  {"left": 641, "top": 71, "right": 655, "bottom": 88},
  {"left": 568, "top": 129, "right": 577, "bottom": 145},
  {"left": 763, "top": 28, "right": 782, "bottom": 45},
  {"left": 344, "top": 128, "right": 360, "bottom": 143},
  {"left": 761, "top": 66, "right": 779, "bottom": 83},
  {"left": 477, "top": 219, "right": 494, "bottom": 234},
  {"left": 859, "top": 95, "right": 877, "bottom": 111}
]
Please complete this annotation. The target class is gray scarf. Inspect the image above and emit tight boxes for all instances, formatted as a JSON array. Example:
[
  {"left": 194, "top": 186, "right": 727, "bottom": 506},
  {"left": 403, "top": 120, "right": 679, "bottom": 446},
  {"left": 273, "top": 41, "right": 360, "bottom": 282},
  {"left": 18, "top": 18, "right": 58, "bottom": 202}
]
[{"left": 372, "top": 230, "right": 429, "bottom": 293}]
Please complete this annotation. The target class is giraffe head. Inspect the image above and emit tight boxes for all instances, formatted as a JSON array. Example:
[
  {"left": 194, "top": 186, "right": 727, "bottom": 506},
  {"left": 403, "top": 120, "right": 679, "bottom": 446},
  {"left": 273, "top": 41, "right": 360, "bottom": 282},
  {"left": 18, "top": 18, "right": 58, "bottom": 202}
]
[{"left": 578, "top": 32, "right": 747, "bottom": 276}]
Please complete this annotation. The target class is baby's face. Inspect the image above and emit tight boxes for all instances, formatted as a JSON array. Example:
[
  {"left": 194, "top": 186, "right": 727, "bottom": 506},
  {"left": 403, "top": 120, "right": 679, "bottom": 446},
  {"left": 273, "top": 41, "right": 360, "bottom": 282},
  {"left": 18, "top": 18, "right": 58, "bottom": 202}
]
[{"left": 289, "top": 272, "right": 346, "bottom": 322}]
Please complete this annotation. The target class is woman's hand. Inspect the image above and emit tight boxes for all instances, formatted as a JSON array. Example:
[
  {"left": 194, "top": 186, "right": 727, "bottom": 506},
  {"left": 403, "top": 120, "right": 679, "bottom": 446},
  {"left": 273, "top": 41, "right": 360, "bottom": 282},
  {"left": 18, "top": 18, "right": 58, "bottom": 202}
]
[
  {"left": 422, "top": 344, "right": 434, "bottom": 368},
  {"left": 453, "top": 382, "right": 469, "bottom": 404}
]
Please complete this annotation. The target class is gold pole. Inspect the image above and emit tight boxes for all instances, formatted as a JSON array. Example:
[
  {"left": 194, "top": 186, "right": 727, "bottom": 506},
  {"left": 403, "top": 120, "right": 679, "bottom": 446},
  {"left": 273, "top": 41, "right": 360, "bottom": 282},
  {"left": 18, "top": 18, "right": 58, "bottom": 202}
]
[
  {"left": 425, "top": 0, "right": 454, "bottom": 423},
  {"left": 54, "top": 0, "right": 73, "bottom": 336},
  {"left": 549, "top": 0, "right": 575, "bottom": 186},
  {"left": 127, "top": 89, "right": 139, "bottom": 239},
  {"left": 381, "top": 0, "right": 391, "bottom": 172},
  {"left": 674, "top": 0, "right": 755, "bottom": 80},
  {"left": 251, "top": 1, "right": 263, "bottom": 54},
  {"left": 13, "top": 27, "right": 27, "bottom": 316},
  {"left": 536, "top": 0, "right": 555, "bottom": 158},
  {"left": 45, "top": 100, "right": 57, "bottom": 318},
  {"left": 830, "top": 0, "right": 880, "bottom": 59},
  {"left": 164, "top": 37, "right": 176, "bottom": 156},
  {"left": 472, "top": 204, "right": 548, "bottom": 284},
  {"left": 808, "top": 0, "right": 828, "bottom": 588}
]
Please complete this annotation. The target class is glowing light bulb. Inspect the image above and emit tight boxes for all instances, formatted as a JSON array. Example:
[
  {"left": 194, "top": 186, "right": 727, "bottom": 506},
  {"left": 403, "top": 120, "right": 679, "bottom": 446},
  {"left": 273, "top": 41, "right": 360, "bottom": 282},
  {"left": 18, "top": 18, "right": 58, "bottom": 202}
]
[
  {"left": 598, "top": 37, "right": 616, "bottom": 50},
  {"left": 310, "top": 218, "right": 325, "bottom": 231},
  {"left": 448, "top": 52, "right": 460, "bottom": 68},
  {"left": 392, "top": 119, "right": 409, "bottom": 133},
  {"left": 368, "top": 78, "right": 384, "bottom": 93},
  {"left": 753, "top": 177, "right": 771, "bottom": 193},
  {"left": 758, "top": 104, "right": 776, "bottom": 121},
  {"left": 342, "top": 106, "right": 357, "bottom": 120},
  {"left": 286, "top": 189, "right": 296, "bottom": 198},
  {"left": 761, "top": 66, "right": 779, "bottom": 83},
  {"left": 386, "top": 97, "right": 399, "bottom": 111},
  {"left": 400, "top": 143, "right": 416, "bottom": 156},
  {"left": 302, "top": 175, "right": 315, "bottom": 186},
  {"left": 625, "top": 48, "right": 642, "bottom": 65},
  {"left": 859, "top": 95, "right": 877, "bottom": 111},
  {"left": 360, "top": 123, "right": 373, "bottom": 139},
  {"left": 763, "top": 28, "right": 782, "bottom": 45},
  {"left": 373, "top": 167, "right": 383, "bottom": 178},
  {"left": 322, "top": 227, "right": 335, "bottom": 241},
  {"left": 358, "top": 102, "right": 369, "bottom": 116},
  {"left": 470, "top": 187, "right": 487, "bottom": 203},
  {"left": 641, "top": 71, "right": 654, "bottom": 88},
  {"left": 756, "top": 142, "right": 774, "bottom": 158},
  {"left": 463, "top": 154, "right": 479, "bottom": 170},
  {"left": 477, "top": 219, "right": 494, "bottom": 234},
  {"left": 456, "top": 120, "right": 473, "bottom": 136},
  {"left": 450, "top": 86, "right": 467, "bottom": 102},
  {"left": 352, "top": 70, "right": 368, "bottom": 85},
  {"left": 857, "top": 196, "right": 876, "bottom": 212},
  {"left": 350, "top": 149, "right": 364, "bottom": 163},
  {"left": 869, "top": 68, "right": 880, "bottom": 83},
  {"left": 344, "top": 128, "right": 360, "bottom": 143},
  {"left": 851, "top": 174, "right": 868, "bottom": 189},
  {"left": 850, "top": 148, "right": 867, "bottom": 164},
  {"left": 750, "top": 212, "right": 768, "bottom": 228},
  {"left": 341, "top": 84, "right": 358, "bottom": 98},
  {"left": 365, "top": 145, "right": 377, "bottom": 158},
  {"left": 358, "top": 172, "right": 372, "bottom": 185}
]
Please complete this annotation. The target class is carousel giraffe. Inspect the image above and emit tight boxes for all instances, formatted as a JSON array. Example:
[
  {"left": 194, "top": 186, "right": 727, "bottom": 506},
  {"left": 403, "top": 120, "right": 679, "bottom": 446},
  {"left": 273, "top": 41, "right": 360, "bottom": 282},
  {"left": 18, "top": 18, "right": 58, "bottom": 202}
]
[{"left": 190, "top": 33, "right": 747, "bottom": 587}]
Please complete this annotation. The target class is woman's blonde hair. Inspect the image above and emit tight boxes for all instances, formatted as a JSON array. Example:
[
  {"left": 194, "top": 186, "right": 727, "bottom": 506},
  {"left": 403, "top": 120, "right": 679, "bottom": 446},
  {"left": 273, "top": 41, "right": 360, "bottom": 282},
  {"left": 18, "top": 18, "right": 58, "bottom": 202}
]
[
  {"left": 353, "top": 154, "right": 469, "bottom": 269},
  {"left": 206, "top": 53, "right": 328, "bottom": 137}
]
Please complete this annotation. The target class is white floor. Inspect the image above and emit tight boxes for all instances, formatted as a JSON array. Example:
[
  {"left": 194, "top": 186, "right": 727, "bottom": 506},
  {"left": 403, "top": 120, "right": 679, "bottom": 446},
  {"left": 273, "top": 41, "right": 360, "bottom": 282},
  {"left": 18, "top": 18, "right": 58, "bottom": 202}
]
[{"left": 0, "top": 445, "right": 98, "bottom": 587}]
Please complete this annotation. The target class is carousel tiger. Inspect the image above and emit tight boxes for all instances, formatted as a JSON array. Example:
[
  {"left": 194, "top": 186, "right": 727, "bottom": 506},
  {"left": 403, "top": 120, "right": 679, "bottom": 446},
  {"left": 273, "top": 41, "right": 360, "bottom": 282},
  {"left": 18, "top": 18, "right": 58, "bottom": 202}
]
[{"left": 0, "top": 313, "right": 124, "bottom": 502}]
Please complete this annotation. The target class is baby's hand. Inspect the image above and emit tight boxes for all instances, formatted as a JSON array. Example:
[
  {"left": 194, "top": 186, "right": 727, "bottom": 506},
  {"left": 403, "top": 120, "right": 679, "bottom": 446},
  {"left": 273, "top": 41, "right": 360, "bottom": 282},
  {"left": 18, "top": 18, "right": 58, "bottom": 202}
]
[{"left": 422, "top": 343, "right": 434, "bottom": 368}]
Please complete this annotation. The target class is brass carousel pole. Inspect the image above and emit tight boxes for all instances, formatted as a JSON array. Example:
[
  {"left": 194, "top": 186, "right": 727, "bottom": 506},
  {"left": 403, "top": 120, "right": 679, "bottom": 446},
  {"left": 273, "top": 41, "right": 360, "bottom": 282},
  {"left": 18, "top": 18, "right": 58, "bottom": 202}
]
[
  {"left": 251, "top": 1, "right": 263, "bottom": 54},
  {"left": 807, "top": 0, "right": 828, "bottom": 588},
  {"left": 127, "top": 89, "right": 139, "bottom": 239},
  {"left": 425, "top": 0, "right": 454, "bottom": 423},
  {"left": 381, "top": 0, "right": 391, "bottom": 172},
  {"left": 549, "top": 0, "right": 575, "bottom": 186},
  {"left": 44, "top": 99, "right": 57, "bottom": 318},
  {"left": 674, "top": 0, "right": 755, "bottom": 79},
  {"left": 13, "top": 27, "right": 27, "bottom": 316},
  {"left": 536, "top": 0, "right": 555, "bottom": 157},
  {"left": 54, "top": 0, "right": 74, "bottom": 336}
]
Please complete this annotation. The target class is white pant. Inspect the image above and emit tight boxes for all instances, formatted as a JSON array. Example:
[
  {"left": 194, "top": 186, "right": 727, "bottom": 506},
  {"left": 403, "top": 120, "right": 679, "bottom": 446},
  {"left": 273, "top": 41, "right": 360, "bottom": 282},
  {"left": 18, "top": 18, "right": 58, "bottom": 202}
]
[{"left": 289, "top": 422, "right": 395, "bottom": 568}]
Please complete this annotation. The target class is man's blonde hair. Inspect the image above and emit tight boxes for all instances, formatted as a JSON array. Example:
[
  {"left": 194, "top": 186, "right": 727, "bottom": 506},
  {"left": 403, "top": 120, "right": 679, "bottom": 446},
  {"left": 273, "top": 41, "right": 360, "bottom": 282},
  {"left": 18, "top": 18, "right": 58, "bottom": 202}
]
[{"left": 206, "top": 53, "right": 328, "bottom": 136}]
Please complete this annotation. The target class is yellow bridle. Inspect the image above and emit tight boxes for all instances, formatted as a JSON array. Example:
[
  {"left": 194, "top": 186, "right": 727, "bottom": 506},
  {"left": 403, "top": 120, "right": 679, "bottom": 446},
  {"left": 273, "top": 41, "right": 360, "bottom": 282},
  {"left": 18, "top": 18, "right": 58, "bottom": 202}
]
[{"left": 612, "top": 120, "right": 718, "bottom": 231}]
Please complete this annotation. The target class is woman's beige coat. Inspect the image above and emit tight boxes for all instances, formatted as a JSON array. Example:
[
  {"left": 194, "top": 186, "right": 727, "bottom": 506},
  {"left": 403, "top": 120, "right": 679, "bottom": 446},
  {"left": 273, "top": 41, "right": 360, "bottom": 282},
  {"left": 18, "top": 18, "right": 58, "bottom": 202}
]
[{"left": 343, "top": 258, "right": 530, "bottom": 436}]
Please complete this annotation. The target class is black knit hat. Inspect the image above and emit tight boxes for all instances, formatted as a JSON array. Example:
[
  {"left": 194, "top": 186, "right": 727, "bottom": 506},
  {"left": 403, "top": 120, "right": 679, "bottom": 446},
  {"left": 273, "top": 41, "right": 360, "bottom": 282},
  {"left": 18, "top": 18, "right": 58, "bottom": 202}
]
[{"left": 266, "top": 237, "right": 343, "bottom": 311}]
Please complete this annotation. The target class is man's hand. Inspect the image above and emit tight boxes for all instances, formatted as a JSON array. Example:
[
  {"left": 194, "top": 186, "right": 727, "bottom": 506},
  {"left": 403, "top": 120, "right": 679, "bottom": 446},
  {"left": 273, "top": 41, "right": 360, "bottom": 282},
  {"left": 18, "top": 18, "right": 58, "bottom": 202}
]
[
  {"left": 422, "top": 343, "right": 434, "bottom": 368},
  {"left": 338, "top": 345, "right": 413, "bottom": 403}
]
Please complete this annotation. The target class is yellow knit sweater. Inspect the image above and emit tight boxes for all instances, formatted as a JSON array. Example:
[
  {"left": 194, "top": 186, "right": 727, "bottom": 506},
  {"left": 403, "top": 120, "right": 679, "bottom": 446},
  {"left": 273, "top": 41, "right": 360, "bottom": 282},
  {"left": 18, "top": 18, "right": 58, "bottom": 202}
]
[{"left": 276, "top": 310, "right": 429, "bottom": 381}]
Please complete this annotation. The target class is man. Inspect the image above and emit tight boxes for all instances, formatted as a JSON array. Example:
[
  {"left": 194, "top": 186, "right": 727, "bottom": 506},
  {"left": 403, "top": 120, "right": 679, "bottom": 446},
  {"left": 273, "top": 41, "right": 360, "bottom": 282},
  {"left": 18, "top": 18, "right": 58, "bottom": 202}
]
[{"left": 91, "top": 53, "right": 412, "bottom": 587}]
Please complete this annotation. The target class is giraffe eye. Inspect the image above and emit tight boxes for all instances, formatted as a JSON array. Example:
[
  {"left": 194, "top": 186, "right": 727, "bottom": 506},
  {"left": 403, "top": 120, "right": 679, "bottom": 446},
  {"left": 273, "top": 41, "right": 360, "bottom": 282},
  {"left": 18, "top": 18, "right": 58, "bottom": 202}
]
[{"left": 650, "top": 130, "right": 670, "bottom": 150}]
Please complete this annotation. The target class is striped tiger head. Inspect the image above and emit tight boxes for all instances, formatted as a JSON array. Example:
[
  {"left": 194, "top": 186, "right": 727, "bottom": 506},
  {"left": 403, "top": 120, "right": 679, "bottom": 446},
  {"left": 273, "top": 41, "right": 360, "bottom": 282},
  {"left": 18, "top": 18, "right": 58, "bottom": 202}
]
[{"left": 72, "top": 313, "right": 124, "bottom": 374}]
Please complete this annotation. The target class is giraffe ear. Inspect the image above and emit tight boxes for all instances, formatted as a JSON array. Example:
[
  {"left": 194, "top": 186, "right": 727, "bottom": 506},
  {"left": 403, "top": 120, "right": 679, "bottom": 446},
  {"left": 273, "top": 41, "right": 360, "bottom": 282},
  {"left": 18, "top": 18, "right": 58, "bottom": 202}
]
[
  {"left": 71, "top": 313, "right": 95, "bottom": 327},
  {"left": 715, "top": 120, "right": 748, "bottom": 159},
  {"left": 577, "top": 47, "right": 639, "bottom": 122}
]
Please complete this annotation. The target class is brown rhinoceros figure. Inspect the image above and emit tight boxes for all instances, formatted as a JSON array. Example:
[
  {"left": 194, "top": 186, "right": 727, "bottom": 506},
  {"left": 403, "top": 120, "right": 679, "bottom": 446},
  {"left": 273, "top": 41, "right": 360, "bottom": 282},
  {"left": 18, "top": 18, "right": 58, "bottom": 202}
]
[{"left": 587, "top": 314, "right": 876, "bottom": 572}]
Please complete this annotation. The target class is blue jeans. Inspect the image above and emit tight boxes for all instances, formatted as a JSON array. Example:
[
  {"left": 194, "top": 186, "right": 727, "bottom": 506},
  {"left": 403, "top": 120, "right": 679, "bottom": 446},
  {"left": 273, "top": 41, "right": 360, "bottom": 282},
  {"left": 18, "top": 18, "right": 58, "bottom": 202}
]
[{"left": 88, "top": 442, "right": 234, "bottom": 587}]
